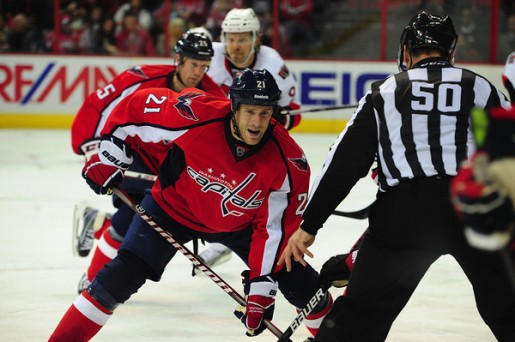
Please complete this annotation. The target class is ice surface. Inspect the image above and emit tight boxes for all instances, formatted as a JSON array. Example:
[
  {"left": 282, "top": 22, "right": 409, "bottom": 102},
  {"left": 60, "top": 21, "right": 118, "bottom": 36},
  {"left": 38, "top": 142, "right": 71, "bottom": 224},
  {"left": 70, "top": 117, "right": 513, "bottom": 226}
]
[{"left": 0, "top": 130, "right": 496, "bottom": 341}]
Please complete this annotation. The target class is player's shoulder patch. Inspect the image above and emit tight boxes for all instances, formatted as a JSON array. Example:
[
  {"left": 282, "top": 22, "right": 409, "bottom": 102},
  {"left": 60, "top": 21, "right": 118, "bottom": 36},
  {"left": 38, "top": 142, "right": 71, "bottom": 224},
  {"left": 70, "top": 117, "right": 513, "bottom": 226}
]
[
  {"left": 289, "top": 154, "right": 308, "bottom": 172},
  {"left": 128, "top": 66, "right": 148, "bottom": 78},
  {"left": 278, "top": 65, "right": 290, "bottom": 79}
]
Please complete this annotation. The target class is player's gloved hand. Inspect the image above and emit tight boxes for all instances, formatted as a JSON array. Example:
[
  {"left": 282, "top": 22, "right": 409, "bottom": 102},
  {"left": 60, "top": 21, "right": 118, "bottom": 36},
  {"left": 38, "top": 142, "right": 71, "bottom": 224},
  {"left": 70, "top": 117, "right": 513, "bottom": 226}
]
[
  {"left": 451, "top": 153, "right": 514, "bottom": 251},
  {"left": 82, "top": 137, "right": 133, "bottom": 195},
  {"left": 319, "top": 253, "right": 352, "bottom": 291},
  {"left": 234, "top": 270, "right": 277, "bottom": 337},
  {"left": 274, "top": 107, "right": 301, "bottom": 131},
  {"left": 80, "top": 139, "right": 101, "bottom": 161}
]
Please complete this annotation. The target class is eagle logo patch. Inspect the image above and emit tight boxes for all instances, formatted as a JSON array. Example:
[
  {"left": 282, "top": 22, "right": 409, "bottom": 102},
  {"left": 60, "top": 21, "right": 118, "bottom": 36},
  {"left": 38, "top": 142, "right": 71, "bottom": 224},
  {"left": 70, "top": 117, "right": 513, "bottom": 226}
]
[
  {"left": 289, "top": 155, "right": 308, "bottom": 172},
  {"left": 174, "top": 92, "right": 205, "bottom": 121}
]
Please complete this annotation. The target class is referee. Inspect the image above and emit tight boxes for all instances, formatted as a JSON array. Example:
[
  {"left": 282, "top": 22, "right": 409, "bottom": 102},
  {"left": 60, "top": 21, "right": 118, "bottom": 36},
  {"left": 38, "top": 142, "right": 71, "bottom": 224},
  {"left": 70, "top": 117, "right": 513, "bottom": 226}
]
[{"left": 279, "top": 11, "right": 515, "bottom": 341}]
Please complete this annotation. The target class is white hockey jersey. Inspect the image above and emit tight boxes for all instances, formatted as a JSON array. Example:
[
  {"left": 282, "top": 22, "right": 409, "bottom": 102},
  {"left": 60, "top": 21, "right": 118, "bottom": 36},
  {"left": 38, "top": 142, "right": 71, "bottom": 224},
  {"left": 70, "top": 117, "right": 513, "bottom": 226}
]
[{"left": 208, "top": 42, "right": 300, "bottom": 109}]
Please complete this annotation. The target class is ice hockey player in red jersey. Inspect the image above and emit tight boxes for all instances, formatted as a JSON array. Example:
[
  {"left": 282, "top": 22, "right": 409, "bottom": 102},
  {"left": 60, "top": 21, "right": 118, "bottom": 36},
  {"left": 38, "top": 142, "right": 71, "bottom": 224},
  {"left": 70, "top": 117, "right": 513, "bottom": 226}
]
[
  {"left": 70, "top": 30, "right": 226, "bottom": 294},
  {"left": 50, "top": 69, "right": 332, "bottom": 341}
]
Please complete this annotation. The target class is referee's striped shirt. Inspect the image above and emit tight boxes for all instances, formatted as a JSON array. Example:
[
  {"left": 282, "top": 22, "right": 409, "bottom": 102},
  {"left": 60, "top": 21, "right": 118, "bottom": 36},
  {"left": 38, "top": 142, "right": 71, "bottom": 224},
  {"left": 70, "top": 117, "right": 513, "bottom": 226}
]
[{"left": 301, "top": 57, "right": 510, "bottom": 234}]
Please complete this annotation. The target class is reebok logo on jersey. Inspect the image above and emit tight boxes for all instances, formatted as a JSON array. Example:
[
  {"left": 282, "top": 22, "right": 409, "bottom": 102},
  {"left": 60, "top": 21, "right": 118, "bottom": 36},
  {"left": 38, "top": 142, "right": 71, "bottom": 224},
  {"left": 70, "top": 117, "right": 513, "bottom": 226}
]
[
  {"left": 187, "top": 166, "right": 264, "bottom": 217},
  {"left": 289, "top": 155, "right": 308, "bottom": 172},
  {"left": 175, "top": 92, "right": 204, "bottom": 121}
]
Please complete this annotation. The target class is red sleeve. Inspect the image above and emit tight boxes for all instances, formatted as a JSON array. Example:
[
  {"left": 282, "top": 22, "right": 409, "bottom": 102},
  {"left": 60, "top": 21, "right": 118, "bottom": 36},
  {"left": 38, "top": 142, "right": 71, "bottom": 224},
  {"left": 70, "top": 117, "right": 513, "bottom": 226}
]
[
  {"left": 70, "top": 65, "right": 174, "bottom": 155},
  {"left": 248, "top": 130, "right": 311, "bottom": 279}
]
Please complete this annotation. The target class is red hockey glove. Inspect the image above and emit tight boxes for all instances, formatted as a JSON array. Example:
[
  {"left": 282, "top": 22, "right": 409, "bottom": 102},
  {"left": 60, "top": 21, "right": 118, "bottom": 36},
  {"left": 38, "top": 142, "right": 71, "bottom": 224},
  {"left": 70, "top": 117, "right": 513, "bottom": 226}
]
[
  {"left": 234, "top": 270, "right": 277, "bottom": 337},
  {"left": 319, "top": 253, "right": 354, "bottom": 291},
  {"left": 82, "top": 137, "right": 133, "bottom": 195},
  {"left": 274, "top": 107, "right": 301, "bottom": 131},
  {"left": 79, "top": 139, "right": 101, "bottom": 161},
  {"left": 451, "top": 153, "right": 514, "bottom": 251}
]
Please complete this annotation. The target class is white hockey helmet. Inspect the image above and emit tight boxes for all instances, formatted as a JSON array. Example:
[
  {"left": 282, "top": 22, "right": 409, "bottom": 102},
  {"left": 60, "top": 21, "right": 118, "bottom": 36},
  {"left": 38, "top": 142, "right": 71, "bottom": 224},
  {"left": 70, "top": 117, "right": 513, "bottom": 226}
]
[
  {"left": 221, "top": 8, "right": 260, "bottom": 34},
  {"left": 502, "top": 52, "right": 515, "bottom": 104}
]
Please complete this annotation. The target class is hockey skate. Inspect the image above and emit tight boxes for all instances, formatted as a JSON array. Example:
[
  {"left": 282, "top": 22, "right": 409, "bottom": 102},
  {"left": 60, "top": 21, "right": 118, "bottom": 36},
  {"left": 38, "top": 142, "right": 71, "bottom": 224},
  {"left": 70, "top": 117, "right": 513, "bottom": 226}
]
[
  {"left": 194, "top": 244, "right": 232, "bottom": 275},
  {"left": 77, "top": 272, "right": 91, "bottom": 294},
  {"left": 72, "top": 205, "right": 109, "bottom": 257}
]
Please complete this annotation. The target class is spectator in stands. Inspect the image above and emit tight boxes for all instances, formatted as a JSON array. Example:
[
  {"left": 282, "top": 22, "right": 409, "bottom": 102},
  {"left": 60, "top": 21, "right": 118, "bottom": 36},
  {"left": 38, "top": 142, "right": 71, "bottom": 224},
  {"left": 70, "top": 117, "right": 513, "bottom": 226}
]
[
  {"left": 113, "top": 0, "right": 152, "bottom": 34},
  {"left": 0, "top": 14, "right": 10, "bottom": 52},
  {"left": 5, "top": 13, "right": 44, "bottom": 52},
  {"left": 171, "top": 0, "right": 209, "bottom": 28},
  {"left": 280, "top": 0, "right": 317, "bottom": 56},
  {"left": 80, "top": 6, "right": 105, "bottom": 53},
  {"left": 205, "top": 0, "right": 243, "bottom": 41},
  {"left": 499, "top": 14, "right": 515, "bottom": 63},
  {"left": 45, "top": 15, "right": 83, "bottom": 54},
  {"left": 456, "top": 8, "right": 484, "bottom": 62},
  {"left": 116, "top": 12, "right": 155, "bottom": 56},
  {"left": 94, "top": 17, "right": 118, "bottom": 54},
  {"left": 156, "top": 17, "right": 186, "bottom": 56}
]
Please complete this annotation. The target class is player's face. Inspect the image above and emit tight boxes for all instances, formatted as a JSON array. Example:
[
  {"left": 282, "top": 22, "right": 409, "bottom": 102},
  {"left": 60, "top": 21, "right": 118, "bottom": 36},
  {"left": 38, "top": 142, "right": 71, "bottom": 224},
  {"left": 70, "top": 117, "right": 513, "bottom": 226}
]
[
  {"left": 224, "top": 32, "right": 255, "bottom": 68},
  {"left": 178, "top": 57, "right": 210, "bottom": 88},
  {"left": 233, "top": 103, "right": 273, "bottom": 145}
]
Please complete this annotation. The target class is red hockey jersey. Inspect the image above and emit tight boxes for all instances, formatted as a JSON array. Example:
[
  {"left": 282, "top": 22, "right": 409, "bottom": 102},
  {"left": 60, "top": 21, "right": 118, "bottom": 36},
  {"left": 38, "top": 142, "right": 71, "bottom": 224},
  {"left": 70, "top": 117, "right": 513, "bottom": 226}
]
[
  {"left": 153, "top": 121, "right": 310, "bottom": 278},
  {"left": 98, "top": 87, "right": 310, "bottom": 278},
  {"left": 71, "top": 64, "right": 226, "bottom": 155}
]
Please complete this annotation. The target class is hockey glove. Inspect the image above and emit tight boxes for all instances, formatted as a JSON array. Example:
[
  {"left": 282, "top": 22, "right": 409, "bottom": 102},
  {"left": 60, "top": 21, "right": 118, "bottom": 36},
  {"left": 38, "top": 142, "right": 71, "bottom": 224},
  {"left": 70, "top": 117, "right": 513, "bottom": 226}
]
[
  {"left": 451, "top": 154, "right": 514, "bottom": 251},
  {"left": 234, "top": 270, "right": 277, "bottom": 337},
  {"left": 80, "top": 139, "right": 101, "bottom": 161},
  {"left": 319, "top": 253, "right": 353, "bottom": 291},
  {"left": 82, "top": 137, "right": 133, "bottom": 195}
]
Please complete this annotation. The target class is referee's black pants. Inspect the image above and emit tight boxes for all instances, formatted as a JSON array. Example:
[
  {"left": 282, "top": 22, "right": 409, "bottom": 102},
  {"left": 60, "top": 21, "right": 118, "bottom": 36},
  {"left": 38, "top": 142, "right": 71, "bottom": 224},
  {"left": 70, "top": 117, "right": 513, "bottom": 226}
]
[{"left": 315, "top": 176, "right": 515, "bottom": 342}]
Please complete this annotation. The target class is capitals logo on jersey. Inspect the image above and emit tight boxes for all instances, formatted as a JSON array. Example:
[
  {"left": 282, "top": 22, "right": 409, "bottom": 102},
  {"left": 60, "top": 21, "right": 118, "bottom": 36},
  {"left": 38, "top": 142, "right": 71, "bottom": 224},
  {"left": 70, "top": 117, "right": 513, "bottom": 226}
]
[
  {"left": 187, "top": 166, "right": 265, "bottom": 217},
  {"left": 174, "top": 92, "right": 205, "bottom": 121}
]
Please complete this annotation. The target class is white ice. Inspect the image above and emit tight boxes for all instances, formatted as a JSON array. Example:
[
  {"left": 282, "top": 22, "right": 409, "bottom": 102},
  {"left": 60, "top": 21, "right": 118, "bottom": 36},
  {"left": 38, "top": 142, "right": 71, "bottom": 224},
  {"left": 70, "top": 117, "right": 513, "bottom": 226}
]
[{"left": 0, "top": 130, "right": 496, "bottom": 341}]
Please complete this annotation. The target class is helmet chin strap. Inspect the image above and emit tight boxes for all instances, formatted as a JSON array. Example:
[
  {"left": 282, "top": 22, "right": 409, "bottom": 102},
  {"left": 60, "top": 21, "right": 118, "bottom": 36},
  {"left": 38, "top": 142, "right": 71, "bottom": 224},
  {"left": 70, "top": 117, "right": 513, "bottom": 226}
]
[{"left": 230, "top": 113, "right": 244, "bottom": 141}]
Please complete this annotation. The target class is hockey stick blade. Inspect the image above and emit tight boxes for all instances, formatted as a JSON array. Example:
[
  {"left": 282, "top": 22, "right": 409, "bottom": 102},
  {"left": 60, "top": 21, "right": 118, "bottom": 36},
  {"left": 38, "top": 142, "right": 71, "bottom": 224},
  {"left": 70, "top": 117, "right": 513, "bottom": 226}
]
[
  {"left": 112, "top": 188, "right": 289, "bottom": 340},
  {"left": 281, "top": 104, "right": 358, "bottom": 116},
  {"left": 332, "top": 202, "right": 374, "bottom": 220}
]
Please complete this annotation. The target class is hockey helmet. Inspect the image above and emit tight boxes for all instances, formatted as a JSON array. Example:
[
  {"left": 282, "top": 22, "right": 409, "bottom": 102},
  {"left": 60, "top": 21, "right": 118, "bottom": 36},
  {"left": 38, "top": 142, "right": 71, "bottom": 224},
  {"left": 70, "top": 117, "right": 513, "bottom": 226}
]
[
  {"left": 221, "top": 8, "right": 260, "bottom": 34},
  {"left": 397, "top": 11, "right": 458, "bottom": 71},
  {"left": 175, "top": 31, "right": 214, "bottom": 61},
  {"left": 229, "top": 68, "right": 281, "bottom": 112}
]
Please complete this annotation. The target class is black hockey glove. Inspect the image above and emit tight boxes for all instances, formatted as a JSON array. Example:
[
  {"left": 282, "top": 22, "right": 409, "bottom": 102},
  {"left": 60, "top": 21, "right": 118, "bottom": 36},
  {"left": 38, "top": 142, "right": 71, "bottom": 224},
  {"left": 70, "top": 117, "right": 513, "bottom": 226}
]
[
  {"left": 234, "top": 270, "right": 277, "bottom": 337},
  {"left": 319, "top": 253, "right": 352, "bottom": 291}
]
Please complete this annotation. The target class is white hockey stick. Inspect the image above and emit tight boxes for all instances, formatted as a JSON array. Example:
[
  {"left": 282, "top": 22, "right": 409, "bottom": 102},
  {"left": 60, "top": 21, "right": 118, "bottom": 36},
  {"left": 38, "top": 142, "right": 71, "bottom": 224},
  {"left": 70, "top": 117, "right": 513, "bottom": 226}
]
[
  {"left": 281, "top": 104, "right": 358, "bottom": 116},
  {"left": 112, "top": 188, "right": 290, "bottom": 341}
]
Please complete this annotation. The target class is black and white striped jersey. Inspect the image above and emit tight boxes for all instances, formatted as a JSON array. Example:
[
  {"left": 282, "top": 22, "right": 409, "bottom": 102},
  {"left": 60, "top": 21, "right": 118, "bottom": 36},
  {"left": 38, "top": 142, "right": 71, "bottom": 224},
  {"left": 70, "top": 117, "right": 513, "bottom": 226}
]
[{"left": 301, "top": 57, "right": 510, "bottom": 235}]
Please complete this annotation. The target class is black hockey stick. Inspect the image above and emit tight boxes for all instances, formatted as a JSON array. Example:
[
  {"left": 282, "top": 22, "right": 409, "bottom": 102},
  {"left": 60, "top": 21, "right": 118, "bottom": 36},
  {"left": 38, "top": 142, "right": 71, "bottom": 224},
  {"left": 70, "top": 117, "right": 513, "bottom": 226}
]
[
  {"left": 281, "top": 104, "right": 358, "bottom": 116},
  {"left": 112, "top": 188, "right": 289, "bottom": 341},
  {"left": 333, "top": 202, "right": 374, "bottom": 220}
]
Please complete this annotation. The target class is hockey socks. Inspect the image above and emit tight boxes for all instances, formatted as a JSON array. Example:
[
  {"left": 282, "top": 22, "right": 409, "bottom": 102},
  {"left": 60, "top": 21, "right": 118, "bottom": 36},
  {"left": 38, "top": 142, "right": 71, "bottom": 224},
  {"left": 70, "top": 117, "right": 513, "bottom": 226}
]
[
  {"left": 49, "top": 291, "right": 112, "bottom": 341},
  {"left": 86, "top": 228, "right": 122, "bottom": 282}
]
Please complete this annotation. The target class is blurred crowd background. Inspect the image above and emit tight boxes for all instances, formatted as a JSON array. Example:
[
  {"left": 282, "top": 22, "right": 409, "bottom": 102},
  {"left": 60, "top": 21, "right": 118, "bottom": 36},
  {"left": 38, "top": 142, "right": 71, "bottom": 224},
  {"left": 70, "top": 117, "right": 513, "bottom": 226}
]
[{"left": 1, "top": 0, "right": 514, "bottom": 63}]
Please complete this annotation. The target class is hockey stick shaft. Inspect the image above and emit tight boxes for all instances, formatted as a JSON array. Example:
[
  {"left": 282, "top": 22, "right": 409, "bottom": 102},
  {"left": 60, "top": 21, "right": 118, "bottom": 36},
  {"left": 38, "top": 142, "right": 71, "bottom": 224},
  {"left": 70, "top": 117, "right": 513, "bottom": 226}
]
[
  {"left": 277, "top": 287, "right": 326, "bottom": 342},
  {"left": 112, "top": 188, "right": 288, "bottom": 340},
  {"left": 281, "top": 104, "right": 358, "bottom": 116},
  {"left": 124, "top": 170, "right": 158, "bottom": 182},
  {"left": 332, "top": 202, "right": 374, "bottom": 220}
]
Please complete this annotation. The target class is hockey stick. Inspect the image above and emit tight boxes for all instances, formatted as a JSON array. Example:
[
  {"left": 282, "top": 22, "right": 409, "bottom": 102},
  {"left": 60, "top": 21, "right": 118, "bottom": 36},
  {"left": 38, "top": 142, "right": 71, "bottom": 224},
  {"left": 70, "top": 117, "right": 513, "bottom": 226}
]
[
  {"left": 332, "top": 202, "right": 374, "bottom": 220},
  {"left": 281, "top": 104, "right": 358, "bottom": 116},
  {"left": 124, "top": 170, "right": 158, "bottom": 182},
  {"left": 112, "top": 188, "right": 289, "bottom": 341}
]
